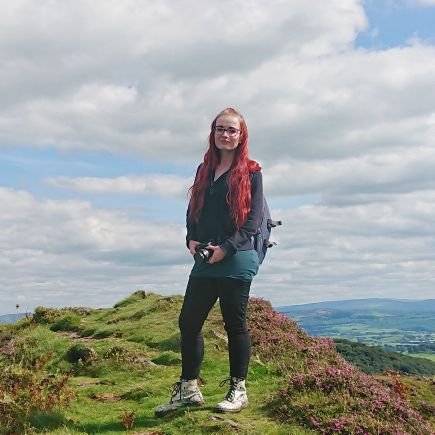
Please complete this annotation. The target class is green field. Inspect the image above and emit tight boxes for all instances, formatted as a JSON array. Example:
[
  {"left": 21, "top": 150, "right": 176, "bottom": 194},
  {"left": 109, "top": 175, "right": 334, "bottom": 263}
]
[
  {"left": 406, "top": 352, "right": 435, "bottom": 362},
  {"left": 279, "top": 299, "right": 435, "bottom": 362}
]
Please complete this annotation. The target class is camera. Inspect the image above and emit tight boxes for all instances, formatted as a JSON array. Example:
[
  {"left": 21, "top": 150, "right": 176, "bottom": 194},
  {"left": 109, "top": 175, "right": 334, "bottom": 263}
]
[{"left": 194, "top": 242, "right": 214, "bottom": 264}]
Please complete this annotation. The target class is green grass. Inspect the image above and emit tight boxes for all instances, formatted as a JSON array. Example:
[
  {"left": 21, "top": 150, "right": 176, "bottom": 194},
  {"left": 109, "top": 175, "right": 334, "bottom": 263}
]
[
  {"left": 1, "top": 290, "right": 433, "bottom": 434},
  {"left": 0, "top": 292, "right": 304, "bottom": 434}
]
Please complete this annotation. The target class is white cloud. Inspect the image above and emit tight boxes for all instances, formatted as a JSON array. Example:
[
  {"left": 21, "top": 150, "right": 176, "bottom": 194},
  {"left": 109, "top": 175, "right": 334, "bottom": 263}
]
[
  {"left": 45, "top": 174, "right": 192, "bottom": 197},
  {"left": 1, "top": 1, "right": 435, "bottom": 313},
  {"left": 1, "top": 2, "right": 433, "bottom": 170},
  {"left": 254, "top": 191, "right": 435, "bottom": 306},
  {"left": 1, "top": 185, "right": 434, "bottom": 315},
  {"left": 412, "top": 0, "right": 435, "bottom": 5},
  {"left": 44, "top": 142, "right": 435, "bottom": 201},
  {"left": 264, "top": 146, "right": 435, "bottom": 198},
  {"left": 0, "top": 187, "right": 186, "bottom": 257},
  {"left": 3, "top": 36, "right": 435, "bottom": 166},
  {"left": 0, "top": 0, "right": 367, "bottom": 158},
  {"left": 0, "top": 187, "right": 189, "bottom": 314}
]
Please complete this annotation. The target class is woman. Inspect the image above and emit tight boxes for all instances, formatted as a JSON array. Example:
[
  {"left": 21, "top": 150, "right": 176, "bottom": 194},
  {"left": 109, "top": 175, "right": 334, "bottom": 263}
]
[{"left": 156, "top": 108, "right": 263, "bottom": 416}]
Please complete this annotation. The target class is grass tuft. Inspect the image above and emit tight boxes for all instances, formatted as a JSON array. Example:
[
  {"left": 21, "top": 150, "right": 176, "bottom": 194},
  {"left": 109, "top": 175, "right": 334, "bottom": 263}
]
[{"left": 50, "top": 314, "right": 81, "bottom": 332}]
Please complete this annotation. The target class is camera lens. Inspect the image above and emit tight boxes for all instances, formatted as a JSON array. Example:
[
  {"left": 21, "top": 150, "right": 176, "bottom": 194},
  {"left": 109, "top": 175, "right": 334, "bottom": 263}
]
[{"left": 194, "top": 248, "right": 211, "bottom": 264}]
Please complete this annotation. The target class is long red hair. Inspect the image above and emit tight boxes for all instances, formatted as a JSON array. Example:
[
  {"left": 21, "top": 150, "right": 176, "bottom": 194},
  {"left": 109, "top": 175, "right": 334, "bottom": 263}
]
[{"left": 188, "top": 108, "right": 261, "bottom": 229}]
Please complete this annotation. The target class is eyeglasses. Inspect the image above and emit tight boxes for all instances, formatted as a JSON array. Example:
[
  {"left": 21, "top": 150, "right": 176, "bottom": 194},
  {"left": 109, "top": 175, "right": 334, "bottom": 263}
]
[{"left": 214, "top": 126, "right": 240, "bottom": 137}]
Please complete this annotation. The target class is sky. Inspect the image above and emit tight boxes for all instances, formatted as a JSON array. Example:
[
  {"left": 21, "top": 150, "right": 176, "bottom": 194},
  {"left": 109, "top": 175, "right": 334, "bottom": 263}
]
[{"left": 1, "top": 0, "right": 435, "bottom": 315}]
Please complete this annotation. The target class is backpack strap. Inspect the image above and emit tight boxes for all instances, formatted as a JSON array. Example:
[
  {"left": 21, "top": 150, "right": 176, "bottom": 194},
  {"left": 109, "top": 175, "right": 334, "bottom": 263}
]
[
  {"left": 267, "top": 218, "right": 282, "bottom": 229},
  {"left": 249, "top": 172, "right": 283, "bottom": 264}
]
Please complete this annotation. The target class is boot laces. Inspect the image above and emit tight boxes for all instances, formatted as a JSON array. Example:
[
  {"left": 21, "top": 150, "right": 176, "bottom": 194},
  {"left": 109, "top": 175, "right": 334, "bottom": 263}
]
[
  {"left": 219, "top": 378, "right": 237, "bottom": 402},
  {"left": 169, "top": 381, "right": 182, "bottom": 404}
]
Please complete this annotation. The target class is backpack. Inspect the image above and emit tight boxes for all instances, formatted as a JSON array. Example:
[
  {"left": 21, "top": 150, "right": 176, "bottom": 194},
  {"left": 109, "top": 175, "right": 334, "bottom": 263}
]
[{"left": 253, "top": 197, "right": 282, "bottom": 264}]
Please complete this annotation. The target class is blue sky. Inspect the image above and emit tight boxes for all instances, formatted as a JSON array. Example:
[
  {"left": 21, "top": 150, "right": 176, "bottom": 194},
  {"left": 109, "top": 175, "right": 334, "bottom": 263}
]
[
  {"left": 357, "top": 0, "right": 435, "bottom": 48},
  {"left": 1, "top": 0, "right": 435, "bottom": 315},
  {"left": 0, "top": 147, "right": 189, "bottom": 220}
]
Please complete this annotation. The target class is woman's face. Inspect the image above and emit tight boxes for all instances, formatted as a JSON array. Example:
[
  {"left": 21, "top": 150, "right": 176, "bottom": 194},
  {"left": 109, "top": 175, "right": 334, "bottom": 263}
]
[{"left": 214, "top": 114, "right": 241, "bottom": 153}]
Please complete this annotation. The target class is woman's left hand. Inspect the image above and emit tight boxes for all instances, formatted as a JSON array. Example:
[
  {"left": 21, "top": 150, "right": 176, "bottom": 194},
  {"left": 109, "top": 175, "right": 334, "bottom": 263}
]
[{"left": 206, "top": 244, "right": 226, "bottom": 264}]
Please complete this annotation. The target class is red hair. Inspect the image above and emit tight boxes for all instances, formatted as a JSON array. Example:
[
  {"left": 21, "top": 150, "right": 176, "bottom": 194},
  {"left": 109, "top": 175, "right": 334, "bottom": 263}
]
[{"left": 188, "top": 108, "right": 261, "bottom": 229}]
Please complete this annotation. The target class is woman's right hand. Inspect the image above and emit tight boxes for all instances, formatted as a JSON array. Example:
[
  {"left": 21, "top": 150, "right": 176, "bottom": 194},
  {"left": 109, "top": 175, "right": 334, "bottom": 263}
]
[{"left": 188, "top": 240, "right": 200, "bottom": 256}]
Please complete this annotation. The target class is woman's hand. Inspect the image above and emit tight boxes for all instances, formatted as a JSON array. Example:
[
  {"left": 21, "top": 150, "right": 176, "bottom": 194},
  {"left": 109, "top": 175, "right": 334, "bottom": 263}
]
[
  {"left": 206, "top": 244, "right": 226, "bottom": 264},
  {"left": 188, "top": 240, "right": 200, "bottom": 256}
]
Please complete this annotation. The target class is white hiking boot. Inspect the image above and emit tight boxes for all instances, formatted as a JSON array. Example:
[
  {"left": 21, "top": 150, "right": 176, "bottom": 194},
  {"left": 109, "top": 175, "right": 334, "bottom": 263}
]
[
  {"left": 216, "top": 377, "right": 248, "bottom": 413},
  {"left": 155, "top": 379, "right": 204, "bottom": 417}
]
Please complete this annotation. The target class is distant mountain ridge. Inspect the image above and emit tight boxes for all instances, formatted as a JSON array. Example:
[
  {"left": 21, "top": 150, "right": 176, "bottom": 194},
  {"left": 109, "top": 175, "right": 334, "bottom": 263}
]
[
  {"left": 278, "top": 298, "right": 435, "bottom": 313},
  {"left": 0, "top": 313, "right": 27, "bottom": 324}
]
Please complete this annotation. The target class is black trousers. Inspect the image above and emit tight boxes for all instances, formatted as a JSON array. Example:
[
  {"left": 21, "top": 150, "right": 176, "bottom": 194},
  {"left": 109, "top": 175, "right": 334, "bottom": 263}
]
[{"left": 178, "top": 276, "right": 251, "bottom": 380}]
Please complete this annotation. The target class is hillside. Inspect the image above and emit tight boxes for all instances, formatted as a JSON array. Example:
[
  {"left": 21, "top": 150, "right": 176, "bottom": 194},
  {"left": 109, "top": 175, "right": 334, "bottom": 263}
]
[
  {"left": 0, "top": 291, "right": 434, "bottom": 434},
  {"left": 333, "top": 339, "right": 435, "bottom": 375},
  {"left": 278, "top": 298, "right": 435, "bottom": 361}
]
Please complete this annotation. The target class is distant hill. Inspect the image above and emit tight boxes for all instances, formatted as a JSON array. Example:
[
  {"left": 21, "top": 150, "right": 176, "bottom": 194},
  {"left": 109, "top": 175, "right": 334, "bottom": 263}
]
[
  {"left": 0, "top": 313, "right": 27, "bottom": 324},
  {"left": 278, "top": 298, "right": 435, "bottom": 360},
  {"left": 278, "top": 298, "right": 435, "bottom": 313}
]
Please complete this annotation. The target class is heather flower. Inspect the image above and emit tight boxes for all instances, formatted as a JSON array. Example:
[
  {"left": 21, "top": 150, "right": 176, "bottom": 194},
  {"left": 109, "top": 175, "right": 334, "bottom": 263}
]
[{"left": 247, "top": 298, "right": 433, "bottom": 435}]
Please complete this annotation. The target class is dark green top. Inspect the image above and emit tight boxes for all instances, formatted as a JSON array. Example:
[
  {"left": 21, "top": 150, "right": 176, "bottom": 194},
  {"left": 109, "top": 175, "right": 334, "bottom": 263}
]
[
  {"left": 187, "top": 167, "right": 263, "bottom": 282},
  {"left": 186, "top": 168, "right": 263, "bottom": 257}
]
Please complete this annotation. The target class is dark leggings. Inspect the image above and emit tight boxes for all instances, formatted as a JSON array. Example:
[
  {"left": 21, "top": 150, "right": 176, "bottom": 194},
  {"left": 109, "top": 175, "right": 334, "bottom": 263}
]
[{"left": 178, "top": 276, "right": 251, "bottom": 380}]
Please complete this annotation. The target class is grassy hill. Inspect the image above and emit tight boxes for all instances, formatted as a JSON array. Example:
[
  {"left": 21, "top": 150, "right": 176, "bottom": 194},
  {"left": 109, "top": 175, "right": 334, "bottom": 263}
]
[{"left": 0, "top": 291, "right": 434, "bottom": 434}]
